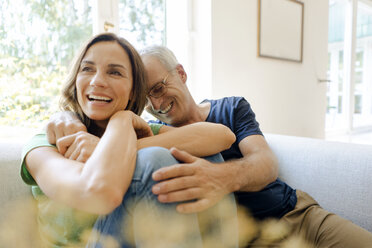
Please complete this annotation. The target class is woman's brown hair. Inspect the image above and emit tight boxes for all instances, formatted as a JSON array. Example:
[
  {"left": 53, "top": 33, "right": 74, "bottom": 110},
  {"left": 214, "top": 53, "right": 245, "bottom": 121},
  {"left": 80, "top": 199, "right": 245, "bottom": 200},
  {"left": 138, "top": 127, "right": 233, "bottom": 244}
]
[{"left": 60, "top": 33, "right": 147, "bottom": 130}]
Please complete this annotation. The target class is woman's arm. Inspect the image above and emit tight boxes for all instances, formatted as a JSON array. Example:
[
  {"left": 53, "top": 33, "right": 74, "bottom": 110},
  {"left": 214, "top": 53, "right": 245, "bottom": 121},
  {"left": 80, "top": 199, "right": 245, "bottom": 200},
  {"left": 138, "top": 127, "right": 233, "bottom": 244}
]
[
  {"left": 137, "top": 122, "right": 236, "bottom": 157},
  {"left": 26, "top": 111, "right": 137, "bottom": 215}
]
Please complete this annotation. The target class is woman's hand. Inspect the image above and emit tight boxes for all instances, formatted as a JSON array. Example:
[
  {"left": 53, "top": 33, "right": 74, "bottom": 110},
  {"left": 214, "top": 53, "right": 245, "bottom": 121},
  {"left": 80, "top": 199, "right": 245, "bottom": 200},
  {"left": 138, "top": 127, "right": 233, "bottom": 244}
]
[
  {"left": 127, "top": 111, "right": 154, "bottom": 139},
  {"left": 48, "top": 111, "right": 153, "bottom": 163},
  {"left": 56, "top": 131, "right": 99, "bottom": 163},
  {"left": 110, "top": 110, "right": 153, "bottom": 139},
  {"left": 46, "top": 111, "right": 87, "bottom": 145}
]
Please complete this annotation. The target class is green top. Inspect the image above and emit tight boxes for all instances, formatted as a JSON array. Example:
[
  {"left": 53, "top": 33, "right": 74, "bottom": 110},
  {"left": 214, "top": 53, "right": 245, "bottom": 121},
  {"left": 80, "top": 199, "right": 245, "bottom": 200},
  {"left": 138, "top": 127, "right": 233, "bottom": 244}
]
[{"left": 20, "top": 123, "right": 162, "bottom": 248}]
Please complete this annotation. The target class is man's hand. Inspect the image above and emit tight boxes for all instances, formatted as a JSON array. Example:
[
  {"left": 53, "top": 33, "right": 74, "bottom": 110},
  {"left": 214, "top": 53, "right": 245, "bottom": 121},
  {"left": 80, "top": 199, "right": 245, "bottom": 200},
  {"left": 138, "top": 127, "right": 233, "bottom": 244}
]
[
  {"left": 56, "top": 131, "right": 99, "bottom": 162},
  {"left": 151, "top": 147, "right": 236, "bottom": 214},
  {"left": 46, "top": 112, "right": 87, "bottom": 144}
]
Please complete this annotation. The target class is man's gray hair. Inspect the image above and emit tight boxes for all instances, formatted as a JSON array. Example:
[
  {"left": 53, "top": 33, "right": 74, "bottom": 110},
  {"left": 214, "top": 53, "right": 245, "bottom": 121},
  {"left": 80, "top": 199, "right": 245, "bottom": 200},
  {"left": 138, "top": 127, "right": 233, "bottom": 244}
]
[{"left": 140, "top": 45, "right": 179, "bottom": 72}]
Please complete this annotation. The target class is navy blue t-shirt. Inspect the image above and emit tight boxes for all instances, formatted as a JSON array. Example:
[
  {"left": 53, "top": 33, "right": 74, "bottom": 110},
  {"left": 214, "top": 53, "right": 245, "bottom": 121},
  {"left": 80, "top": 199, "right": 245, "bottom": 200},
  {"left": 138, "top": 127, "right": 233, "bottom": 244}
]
[{"left": 202, "top": 96, "right": 297, "bottom": 219}]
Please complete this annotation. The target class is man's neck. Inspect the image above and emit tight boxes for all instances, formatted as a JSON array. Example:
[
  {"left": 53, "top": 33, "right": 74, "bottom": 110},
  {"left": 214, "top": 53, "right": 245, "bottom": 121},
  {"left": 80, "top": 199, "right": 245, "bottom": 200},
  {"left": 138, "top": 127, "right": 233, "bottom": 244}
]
[
  {"left": 182, "top": 101, "right": 211, "bottom": 125},
  {"left": 198, "top": 101, "right": 211, "bottom": 122}
]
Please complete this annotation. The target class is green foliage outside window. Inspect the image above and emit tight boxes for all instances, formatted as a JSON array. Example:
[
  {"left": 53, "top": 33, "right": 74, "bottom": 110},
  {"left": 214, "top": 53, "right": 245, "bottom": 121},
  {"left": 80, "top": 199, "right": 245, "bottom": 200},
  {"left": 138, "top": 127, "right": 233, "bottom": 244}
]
[
  {"left": 0, "top": 0, "right": 92, "bottom": 128},
  {"left": 119, "top": 0, "right": 165, "bottom": 49},
  {"left": 1, "top": 0, "right": 164, "bottom": 129}
]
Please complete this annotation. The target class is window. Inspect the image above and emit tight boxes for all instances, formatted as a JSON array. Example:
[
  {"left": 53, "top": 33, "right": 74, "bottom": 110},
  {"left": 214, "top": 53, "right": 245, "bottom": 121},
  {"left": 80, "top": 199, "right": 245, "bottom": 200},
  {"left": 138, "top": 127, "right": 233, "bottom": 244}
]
[
  {"left": 355, "top": 95, "right": 362, "bottom": 114},
  {"left": 327, "top": 0, "right": 372, "bottom": 135},
  {"left": 118, "top": 0, "right": 165, "bottom": 49},
  {"left": 338, "top": 95, "right": 343, "bottom": 114},
  {"left": 0, "top": 0, "right": 93, "bottom": 141},
  {"left": 338, "top": 50, "right": 344, "bottom": 70},
  {"left": 0, "top": 0, "right": 166, "bottom": 141}
]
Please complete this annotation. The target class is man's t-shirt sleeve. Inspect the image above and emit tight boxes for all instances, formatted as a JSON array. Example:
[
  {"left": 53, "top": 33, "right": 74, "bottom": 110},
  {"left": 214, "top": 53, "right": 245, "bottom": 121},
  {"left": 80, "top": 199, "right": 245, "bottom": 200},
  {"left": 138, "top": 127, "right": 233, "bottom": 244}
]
[
  {"left": 234, "top": 98, "right": 263, "bottom": 143},
  {"left": 149, "top": 123, "right": 163, "bottom": 135},
  {"left": 20, "top": 133, "right": 54, "bottom": 186}
]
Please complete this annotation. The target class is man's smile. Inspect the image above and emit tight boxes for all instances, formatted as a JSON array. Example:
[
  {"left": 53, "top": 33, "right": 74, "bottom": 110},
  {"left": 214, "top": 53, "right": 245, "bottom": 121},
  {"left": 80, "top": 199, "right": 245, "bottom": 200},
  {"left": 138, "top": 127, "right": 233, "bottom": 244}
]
[{"left": 158, "top": 101, "right": 173, "bottom": 114}]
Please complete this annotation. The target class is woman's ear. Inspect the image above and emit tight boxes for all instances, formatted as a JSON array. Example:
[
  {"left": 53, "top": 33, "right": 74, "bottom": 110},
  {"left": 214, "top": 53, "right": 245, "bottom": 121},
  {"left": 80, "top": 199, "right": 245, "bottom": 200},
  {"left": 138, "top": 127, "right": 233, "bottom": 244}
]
[{"left": 176, "top": 64, "right": 187, "bottom": 84}]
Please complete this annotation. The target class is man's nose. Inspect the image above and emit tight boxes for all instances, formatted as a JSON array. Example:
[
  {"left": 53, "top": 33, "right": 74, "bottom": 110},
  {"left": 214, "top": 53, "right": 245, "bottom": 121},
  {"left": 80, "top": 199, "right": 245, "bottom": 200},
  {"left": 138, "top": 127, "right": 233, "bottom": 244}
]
[
  {"left": 147, "top": 97, "right": 163, "bottom": 111},
  {"left": 90, "top": 71, "right": 107, "bottom": 87}
]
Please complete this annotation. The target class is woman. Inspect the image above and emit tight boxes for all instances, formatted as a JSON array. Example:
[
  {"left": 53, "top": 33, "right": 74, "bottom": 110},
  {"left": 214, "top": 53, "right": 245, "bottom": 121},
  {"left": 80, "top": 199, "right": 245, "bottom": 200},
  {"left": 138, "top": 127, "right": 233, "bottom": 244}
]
[{"left": 21, "top": 33, "right": 237, "bottom": 248}]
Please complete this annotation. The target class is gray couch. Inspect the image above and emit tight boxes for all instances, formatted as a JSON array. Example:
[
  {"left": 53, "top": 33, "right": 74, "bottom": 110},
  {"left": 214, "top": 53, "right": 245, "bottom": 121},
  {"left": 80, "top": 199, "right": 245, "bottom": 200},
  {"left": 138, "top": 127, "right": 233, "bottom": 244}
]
[{"left": 1, "top": 134, "right": 372, "bottom": 247}]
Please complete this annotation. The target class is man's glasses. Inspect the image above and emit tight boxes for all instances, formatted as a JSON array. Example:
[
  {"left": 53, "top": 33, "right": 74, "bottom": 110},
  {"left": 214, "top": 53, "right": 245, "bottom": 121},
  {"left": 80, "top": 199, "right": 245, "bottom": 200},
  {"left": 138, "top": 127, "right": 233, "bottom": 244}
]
[{"left": 147, "top": 73, "right": 169, "bottom": 98}]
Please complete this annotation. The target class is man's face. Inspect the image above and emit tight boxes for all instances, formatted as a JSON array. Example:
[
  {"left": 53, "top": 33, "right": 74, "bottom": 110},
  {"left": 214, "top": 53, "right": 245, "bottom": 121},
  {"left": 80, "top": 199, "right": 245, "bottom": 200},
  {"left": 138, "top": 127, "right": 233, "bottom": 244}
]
[{"left": 142, "top": 56, "right": 189, "bottom": 126}]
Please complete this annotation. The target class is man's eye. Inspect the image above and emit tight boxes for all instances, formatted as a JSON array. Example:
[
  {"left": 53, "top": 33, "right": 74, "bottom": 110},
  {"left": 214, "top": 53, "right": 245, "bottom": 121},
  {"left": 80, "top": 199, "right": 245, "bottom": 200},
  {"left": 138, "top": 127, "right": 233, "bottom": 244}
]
[{"left": 152, "top": 84, "right": 164, "bottom": 94}]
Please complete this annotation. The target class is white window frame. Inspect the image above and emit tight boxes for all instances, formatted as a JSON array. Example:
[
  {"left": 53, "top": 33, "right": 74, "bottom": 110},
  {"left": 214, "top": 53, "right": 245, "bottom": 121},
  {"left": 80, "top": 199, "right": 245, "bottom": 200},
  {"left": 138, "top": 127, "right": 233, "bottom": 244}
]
[
  {"left": 327, "top": 0, "right": 372, "bottom": 137},
  {"left": 92, "top": 0, "right": 120, "bottom": 34}
]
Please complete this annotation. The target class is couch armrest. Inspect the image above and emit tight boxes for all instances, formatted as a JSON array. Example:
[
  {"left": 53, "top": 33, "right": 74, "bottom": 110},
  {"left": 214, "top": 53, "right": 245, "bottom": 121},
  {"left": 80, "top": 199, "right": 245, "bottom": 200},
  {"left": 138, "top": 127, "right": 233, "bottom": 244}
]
[
  {"left": 265, "top": 133, "right": 372, "bottom": 232},
  {"left": 0, "top": 141, "right": 30, "bottom": 198},
  {"left": 0, "top": 140, "right": 42, "bottom": 247}
]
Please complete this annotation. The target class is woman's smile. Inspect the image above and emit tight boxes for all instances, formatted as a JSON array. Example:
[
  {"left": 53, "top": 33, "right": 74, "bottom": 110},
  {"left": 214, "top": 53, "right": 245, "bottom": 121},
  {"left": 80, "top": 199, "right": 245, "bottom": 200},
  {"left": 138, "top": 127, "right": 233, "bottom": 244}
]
[{"left": 87, "top": 94, "right": 113, "bottom": 103}]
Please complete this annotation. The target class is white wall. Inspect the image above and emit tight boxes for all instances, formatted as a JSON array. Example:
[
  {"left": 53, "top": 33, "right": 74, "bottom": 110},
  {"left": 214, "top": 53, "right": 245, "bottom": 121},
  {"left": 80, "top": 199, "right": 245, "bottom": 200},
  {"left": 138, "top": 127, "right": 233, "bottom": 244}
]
[{"left": 189, "top": 0, "right": 329, "bottom": 138}]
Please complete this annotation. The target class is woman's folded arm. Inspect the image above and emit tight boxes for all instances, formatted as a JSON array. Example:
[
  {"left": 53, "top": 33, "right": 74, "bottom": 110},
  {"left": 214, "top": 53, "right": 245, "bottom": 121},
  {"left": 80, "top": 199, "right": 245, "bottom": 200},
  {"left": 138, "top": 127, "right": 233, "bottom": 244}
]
[{"left": 25, "top": 111, "right": 137, "bottom": 215}]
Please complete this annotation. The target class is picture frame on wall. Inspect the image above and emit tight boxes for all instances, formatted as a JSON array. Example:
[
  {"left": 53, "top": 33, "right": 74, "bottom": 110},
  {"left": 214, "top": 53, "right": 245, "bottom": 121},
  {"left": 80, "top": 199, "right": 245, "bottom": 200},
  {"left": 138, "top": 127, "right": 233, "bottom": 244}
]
[{"left": 258, "top": 0, "right": 304, "bottom": 63}]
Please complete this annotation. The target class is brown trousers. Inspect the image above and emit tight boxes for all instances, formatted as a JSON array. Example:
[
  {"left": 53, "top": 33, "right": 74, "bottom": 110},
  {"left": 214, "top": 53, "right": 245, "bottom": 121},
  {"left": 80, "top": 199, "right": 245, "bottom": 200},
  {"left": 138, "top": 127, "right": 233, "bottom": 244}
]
[
  {"left": 281, "top": 190, "right": 372, "bottom": 247},
  {"left": 244, "top": 190, "right": 372, "bottom": 248}
]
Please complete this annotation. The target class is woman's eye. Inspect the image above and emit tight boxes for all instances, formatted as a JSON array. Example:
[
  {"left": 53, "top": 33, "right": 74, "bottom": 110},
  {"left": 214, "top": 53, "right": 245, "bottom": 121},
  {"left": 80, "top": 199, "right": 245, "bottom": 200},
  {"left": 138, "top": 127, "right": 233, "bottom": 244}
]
[
  {"left": 81, "top": 66, "right": 93, "bottom": 72},
  {"left": 109, "top": 70, "right": 123, "bottom": 76}
]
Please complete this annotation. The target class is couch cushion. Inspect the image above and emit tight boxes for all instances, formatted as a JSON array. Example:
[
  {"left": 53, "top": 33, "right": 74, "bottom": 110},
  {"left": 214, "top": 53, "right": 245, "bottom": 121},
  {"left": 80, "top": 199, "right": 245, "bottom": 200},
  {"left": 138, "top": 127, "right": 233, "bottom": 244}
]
[{"left": 266, "top": 134, "right": 372, "bottom": 233}]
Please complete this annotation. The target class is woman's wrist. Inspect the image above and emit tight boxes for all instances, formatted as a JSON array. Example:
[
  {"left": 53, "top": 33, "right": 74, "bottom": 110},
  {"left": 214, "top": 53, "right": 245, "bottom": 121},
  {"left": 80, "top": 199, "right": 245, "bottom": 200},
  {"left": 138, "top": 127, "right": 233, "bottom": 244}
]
[
  {"left": 110, "top": 110, "right": 132, "bottom": 122},
  {"left": 108, "top": 111, "right": 134, "bottom": 131}
]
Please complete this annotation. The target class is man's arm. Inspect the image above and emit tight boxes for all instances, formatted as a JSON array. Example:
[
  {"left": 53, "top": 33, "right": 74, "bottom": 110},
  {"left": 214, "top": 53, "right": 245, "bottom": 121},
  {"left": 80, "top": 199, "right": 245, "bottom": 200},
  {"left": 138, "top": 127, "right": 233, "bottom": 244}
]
[
  {"left": 138, "top": 123, "right": 236, "bottom": 157},
  {"left": 231, "top": 134, "right": 278, "bottom": 191},
  {"left": 151, "top": 134, "right": 278, "bottom": 213},
  {"left": 46, "top": 112, "right": 236, "bottom": 160}
]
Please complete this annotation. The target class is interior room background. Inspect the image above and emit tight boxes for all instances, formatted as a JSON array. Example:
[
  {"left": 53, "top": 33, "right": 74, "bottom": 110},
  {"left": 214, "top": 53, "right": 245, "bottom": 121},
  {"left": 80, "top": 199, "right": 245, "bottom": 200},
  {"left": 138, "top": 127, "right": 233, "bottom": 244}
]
[{"left": 1, "top": 0, "right": 371, "bottom": 145}]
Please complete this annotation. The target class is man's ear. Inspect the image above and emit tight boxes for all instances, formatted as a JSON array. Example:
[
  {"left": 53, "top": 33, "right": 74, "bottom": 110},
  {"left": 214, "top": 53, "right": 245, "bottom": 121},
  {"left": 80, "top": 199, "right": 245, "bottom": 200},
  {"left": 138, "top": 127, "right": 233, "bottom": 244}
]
[{"left": 175, "top": 64, "right": 187, "bottom": 84}]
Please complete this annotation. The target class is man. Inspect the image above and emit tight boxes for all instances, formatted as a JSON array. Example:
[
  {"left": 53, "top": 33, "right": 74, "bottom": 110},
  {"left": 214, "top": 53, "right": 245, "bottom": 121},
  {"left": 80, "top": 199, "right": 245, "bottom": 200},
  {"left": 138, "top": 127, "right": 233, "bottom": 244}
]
[
  {"left": 48, "top": 46, "right": 372, "bottom": 247},
  {"left": 140, "top": 47, "right": 291, "bottom": 218}
]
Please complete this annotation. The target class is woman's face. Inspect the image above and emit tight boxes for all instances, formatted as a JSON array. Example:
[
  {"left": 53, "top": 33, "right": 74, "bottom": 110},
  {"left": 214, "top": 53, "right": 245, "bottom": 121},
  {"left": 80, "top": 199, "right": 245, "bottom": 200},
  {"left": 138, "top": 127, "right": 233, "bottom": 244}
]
[{"left": 76, "top": 41, "right": 133, "bottom": 128}]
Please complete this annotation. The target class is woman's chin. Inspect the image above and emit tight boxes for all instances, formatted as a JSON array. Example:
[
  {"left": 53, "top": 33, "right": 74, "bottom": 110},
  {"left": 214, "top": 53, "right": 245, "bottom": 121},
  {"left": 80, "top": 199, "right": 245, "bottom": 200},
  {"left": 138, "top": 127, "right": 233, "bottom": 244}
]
[{"left": 86, "top": 113, "right": 110, "bottom": 123}]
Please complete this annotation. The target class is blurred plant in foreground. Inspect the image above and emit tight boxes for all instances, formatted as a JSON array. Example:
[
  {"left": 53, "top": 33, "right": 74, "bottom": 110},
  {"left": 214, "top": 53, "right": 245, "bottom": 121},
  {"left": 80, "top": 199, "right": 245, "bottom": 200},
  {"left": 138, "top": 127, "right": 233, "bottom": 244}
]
[{"left": 0, "top": 197, "right": 314, "bottom": 248}]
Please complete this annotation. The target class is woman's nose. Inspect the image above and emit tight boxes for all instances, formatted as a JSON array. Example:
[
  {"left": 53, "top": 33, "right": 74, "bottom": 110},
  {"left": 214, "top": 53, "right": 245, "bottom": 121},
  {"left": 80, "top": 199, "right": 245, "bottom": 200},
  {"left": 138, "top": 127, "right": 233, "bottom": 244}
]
[{"left": 89, "top": 72, "right": 107, "bottom": 87}]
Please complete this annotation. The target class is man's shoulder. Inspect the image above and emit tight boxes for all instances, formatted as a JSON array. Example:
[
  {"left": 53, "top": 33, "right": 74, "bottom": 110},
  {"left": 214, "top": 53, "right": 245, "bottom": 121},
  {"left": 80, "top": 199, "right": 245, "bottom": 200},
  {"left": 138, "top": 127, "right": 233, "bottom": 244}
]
[
  {"left": 204, "top": 96, "right": 246, "bottom": 103},
  {"left": 204, "top": 96, "right": 251, "bottom": 122},
  {"left": 203, "top": 96, "right": 248, "bottom": 108}
]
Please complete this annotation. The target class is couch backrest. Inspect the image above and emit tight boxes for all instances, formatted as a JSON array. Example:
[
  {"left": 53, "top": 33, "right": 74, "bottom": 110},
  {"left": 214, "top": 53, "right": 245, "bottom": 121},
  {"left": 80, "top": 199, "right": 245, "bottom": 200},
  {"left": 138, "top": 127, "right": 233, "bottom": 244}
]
[{"left": 265, "top": 133, "right": 372, "bottom": 233}]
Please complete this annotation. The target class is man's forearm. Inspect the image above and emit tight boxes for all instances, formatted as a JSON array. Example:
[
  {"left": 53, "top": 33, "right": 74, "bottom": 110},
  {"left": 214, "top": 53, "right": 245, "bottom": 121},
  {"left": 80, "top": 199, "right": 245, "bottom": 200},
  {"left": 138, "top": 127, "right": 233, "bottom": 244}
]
[{"left": 224, "top": 151, "right": 278, "bottom": 192}]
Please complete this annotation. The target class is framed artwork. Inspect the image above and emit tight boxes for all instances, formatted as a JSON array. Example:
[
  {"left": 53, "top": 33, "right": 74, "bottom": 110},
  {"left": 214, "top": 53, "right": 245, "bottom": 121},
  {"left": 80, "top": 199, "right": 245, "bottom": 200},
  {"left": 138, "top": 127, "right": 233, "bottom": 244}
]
[{"left": 258, "top": 0, "right": 304, "bottom": 63}]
